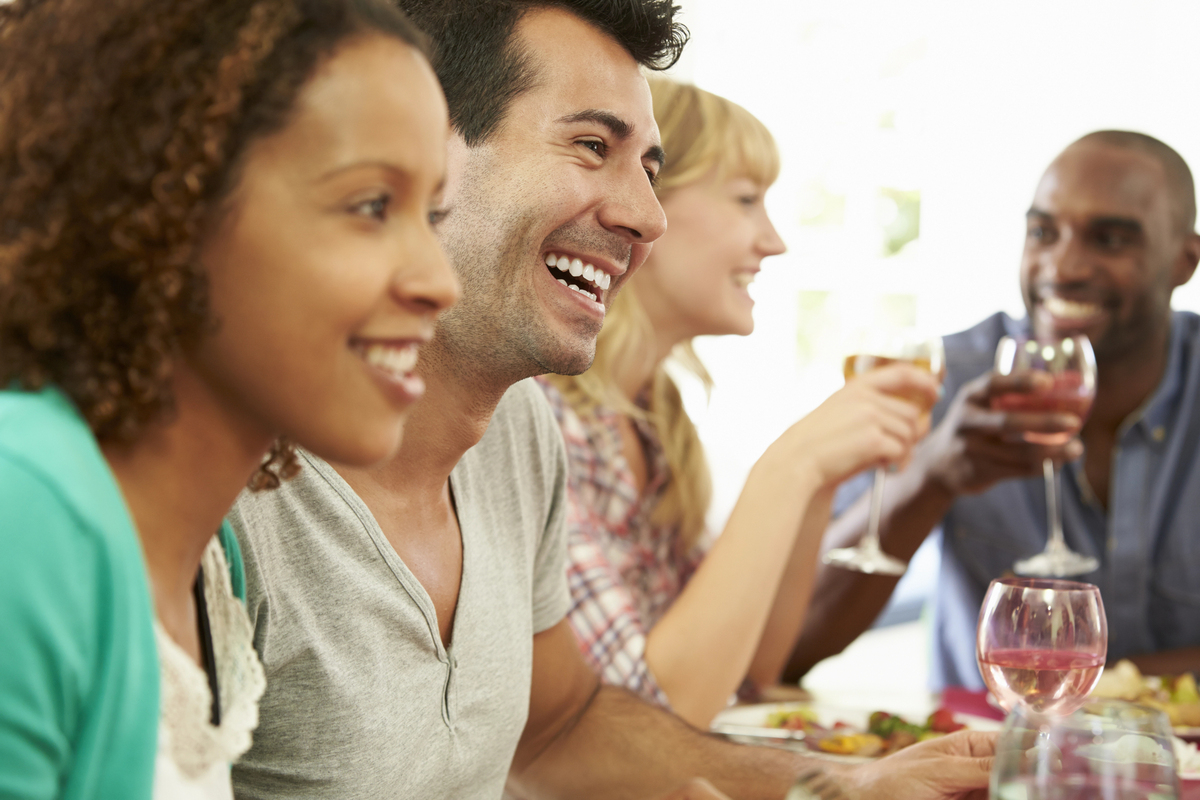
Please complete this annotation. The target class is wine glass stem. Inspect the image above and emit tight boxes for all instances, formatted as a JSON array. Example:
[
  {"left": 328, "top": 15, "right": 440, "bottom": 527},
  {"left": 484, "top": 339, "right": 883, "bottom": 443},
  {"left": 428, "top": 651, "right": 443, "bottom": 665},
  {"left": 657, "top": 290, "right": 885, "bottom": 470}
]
[
  {"left": 1043, "top": 457, "right": 1065, "bottom": 549},
  {"left": 863, "top": 466, "right": 888, "bottom": 550}
]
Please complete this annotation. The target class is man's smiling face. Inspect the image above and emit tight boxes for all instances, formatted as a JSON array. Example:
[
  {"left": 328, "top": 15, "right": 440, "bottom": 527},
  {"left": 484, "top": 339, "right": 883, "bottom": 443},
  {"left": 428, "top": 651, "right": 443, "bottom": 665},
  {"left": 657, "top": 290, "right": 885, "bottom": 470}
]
[
  {"left": 432, "top": 6, "right": 667, "bottom": 379},
  {"left": 1020, "top": 142, "right": 1190, "bottom": 363}
]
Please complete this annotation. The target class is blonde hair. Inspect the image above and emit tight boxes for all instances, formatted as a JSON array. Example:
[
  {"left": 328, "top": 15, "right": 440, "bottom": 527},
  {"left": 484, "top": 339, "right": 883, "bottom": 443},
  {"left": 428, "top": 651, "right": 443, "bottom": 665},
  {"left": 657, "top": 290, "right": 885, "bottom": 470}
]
[{"left": 547, "top": 77, "right": 780, "bottom": 549}]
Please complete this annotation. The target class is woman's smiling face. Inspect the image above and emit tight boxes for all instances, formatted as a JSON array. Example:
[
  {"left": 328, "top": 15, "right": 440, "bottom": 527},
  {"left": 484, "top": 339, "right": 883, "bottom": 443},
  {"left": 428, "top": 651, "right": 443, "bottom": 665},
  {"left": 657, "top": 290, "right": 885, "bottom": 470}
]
[
  {"left": 636, "top": 171, "right": 786, "bottom": 341},
  {"left": 192, "top": 34, "right": 459, "bottom": 467}
]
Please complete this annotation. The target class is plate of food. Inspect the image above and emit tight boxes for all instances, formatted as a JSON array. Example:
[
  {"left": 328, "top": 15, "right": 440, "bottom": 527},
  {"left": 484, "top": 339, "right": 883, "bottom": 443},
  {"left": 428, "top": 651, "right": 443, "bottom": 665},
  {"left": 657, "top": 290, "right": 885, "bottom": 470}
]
[
  {"left": 1091, "top": 660, "right": 1200, "bottom": 739},
  {"left": 710, "top": 702, "right": 986, "bottom": 762}
]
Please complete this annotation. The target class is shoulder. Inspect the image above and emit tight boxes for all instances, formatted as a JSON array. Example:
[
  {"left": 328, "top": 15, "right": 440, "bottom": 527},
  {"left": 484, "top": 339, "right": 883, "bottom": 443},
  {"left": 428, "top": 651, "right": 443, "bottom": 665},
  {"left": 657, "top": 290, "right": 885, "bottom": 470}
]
[
  {"left": 0, "top": 388, "right": 138, "bottom": 557},
  {"left": 1173, "top": 310, "right": 1200, "bottom": 346}
]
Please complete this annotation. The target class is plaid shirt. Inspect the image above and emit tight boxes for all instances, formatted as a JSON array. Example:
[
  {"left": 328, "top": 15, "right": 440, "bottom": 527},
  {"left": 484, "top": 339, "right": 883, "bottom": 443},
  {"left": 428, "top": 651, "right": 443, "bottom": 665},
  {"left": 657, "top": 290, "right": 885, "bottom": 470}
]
[{"left": 536, "top": 378, "right": 706, "bottom": 708}]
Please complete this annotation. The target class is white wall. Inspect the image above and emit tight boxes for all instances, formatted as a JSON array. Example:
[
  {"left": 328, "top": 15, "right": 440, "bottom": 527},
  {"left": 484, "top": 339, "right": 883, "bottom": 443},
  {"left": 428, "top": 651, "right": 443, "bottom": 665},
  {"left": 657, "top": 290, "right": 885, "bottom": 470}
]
[{"left": 662, "top": 0, "right": 1200, "bottom": 579}]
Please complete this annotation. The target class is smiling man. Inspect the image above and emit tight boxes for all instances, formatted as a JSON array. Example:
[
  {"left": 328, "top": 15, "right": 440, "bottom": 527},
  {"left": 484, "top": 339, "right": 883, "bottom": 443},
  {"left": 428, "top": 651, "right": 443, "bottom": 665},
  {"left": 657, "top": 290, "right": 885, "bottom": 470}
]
[
  {"left": 228, "top": 2, "right": 995, "bottom": 799},
  {"left": 787, "top": 131, "right": 1200, "bottom": 689}
]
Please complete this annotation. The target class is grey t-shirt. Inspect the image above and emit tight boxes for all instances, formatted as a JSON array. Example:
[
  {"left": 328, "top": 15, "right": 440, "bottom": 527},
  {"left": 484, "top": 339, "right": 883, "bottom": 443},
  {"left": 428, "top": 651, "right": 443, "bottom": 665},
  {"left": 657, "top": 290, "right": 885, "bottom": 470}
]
[{"left": 228, "top": 379, "right": 571, "bottom": 800}]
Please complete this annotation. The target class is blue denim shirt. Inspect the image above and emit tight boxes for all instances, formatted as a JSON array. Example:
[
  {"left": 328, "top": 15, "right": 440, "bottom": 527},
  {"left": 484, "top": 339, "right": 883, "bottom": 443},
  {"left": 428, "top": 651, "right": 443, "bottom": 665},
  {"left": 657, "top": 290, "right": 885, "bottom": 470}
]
[{"left": 930, "top": 310, "right": 1200, "bottom": 688}]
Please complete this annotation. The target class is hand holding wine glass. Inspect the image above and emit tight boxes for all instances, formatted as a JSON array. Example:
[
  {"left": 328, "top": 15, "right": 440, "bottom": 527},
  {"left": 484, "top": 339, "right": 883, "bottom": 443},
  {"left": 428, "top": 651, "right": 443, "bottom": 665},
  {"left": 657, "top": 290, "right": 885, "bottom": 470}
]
[
  {"left": 976, "top": 576, "right": 1107, "bottom": 716},
  {"left": 823, "top": 329, "right": 945, "bottom": 576},
  {"left": 992, "top": 335, "right": 1098, "bottom": 577}
]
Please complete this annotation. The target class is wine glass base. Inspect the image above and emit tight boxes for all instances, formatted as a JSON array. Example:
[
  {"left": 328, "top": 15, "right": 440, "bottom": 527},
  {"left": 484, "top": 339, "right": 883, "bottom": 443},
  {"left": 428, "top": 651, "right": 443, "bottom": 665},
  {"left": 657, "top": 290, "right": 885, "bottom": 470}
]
[
  {"left": 823, "top": 546, "right": 907, "bottom": 576},
  {"left": 1014, "top": 549, "right": 1099, "bottom": 578}
]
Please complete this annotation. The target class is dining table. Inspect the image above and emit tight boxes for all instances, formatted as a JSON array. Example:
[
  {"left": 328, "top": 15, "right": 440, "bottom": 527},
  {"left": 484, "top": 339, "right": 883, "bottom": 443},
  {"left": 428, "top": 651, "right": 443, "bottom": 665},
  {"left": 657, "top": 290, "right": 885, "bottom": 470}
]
[{"left": 714, "top": 684, "right": 1200, "bottom": 800}]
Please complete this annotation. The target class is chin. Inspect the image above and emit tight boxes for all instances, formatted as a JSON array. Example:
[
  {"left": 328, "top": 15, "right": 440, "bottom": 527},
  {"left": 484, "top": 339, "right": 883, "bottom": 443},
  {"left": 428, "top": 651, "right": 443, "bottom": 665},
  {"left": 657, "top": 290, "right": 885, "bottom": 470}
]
[
  {"left": 305, "top": 421, "right": 406, "bottom": 469},
  {"left": 536, "top": 337, "right": 597, "bottom": 377}
]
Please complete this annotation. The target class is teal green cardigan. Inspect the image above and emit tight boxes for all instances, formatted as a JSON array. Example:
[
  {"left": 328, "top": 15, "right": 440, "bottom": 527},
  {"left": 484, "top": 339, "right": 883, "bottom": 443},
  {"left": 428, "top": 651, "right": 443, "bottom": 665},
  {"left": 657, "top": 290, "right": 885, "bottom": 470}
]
[{"left": 0, "top": 388, "right": 159, "bottom": 800}]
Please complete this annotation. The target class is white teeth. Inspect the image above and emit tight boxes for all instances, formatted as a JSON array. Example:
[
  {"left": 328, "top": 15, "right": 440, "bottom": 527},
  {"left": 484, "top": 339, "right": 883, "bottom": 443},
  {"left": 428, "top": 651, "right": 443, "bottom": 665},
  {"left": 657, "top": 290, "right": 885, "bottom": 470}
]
[
  {"left": 732, "top": 273, "right": 755, "bottom": 289},
  {"left": 363, "top": 343, "right": 418, "bottom": 377},
  {"left": 1044, "top": 296, "right": 1100, "bottom": 319},
  {"left": 557, "top": 278, "right": 568, "bottom": 286},
  {"left": 545, "top": 252, "right": 613, "bottom": 294}
]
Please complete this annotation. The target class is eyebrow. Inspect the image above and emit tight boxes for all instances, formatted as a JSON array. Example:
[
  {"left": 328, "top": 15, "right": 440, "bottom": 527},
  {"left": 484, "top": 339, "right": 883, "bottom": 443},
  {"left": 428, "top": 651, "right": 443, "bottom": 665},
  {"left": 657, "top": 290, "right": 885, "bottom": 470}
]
[
  {"left": 1087, "top": 216, "right": 1143, "bottom": 234},
  {"left": 558, "top": 109, "right": 666, "bottom": 169},
  {"left": 1026, "top": 206, "right": 1144, "bottom": 232}
]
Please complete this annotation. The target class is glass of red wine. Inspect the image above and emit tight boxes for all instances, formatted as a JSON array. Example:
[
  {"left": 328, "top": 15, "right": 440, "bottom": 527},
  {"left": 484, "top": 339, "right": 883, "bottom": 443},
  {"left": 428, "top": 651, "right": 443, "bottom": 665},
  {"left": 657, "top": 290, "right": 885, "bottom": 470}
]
[
  {"left": 991, "top": 699, "right": 1179, "bottom": 800},
  {"left": 993, "top": 334, "right": 1099, "bottom": 577},
  {"left": 977, "top": 576, "right": 1107, "bottom": 716}
]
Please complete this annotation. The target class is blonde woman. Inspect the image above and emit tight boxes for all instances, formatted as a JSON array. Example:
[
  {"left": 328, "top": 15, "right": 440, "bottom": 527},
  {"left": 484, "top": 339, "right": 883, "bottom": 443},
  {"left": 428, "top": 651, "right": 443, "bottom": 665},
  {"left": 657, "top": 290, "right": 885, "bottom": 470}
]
[{"left": 537, "top": 78, "right": 939, "bottom": 728}]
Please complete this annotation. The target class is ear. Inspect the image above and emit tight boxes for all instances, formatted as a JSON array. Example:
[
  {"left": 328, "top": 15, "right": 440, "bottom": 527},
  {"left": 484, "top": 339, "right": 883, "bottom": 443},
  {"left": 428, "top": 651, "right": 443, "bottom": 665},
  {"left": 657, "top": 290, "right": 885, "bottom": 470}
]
[{"left": 1171, "top": 231, "right": 1200, "bottom": 289}]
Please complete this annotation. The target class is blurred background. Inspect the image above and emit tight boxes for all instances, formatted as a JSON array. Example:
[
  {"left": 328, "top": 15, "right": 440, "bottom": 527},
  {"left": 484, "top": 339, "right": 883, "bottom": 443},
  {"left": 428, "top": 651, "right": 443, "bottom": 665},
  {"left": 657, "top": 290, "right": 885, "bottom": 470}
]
[{"left": 663, "top": 0, "right": 1200, "bottom": 687}]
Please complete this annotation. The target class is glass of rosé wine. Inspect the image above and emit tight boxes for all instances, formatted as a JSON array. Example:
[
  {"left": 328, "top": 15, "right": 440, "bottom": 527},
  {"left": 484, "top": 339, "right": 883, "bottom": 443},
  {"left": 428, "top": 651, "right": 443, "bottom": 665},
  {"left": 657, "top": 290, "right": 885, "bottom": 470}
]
[
  {"left": 823, "top": 329, "right": 945, "bottom": 576},
  {"left": 993, "top": 335, "right": 1099, "bottom": 577},
  {"left": 977, "top": 576, "right": 1107, "bottom": 716}
]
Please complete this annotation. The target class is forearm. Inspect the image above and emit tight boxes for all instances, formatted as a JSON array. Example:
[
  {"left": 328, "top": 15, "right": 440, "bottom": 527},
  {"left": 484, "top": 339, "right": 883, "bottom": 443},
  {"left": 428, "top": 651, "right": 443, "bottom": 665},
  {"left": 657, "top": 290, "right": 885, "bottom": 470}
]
[
  {"left": 511, "top": 685, "right": 810, "bottom": 800},
  {"left": 782, "top": 457, "right": 957, "bottom": 682},
  {"left": 1126, "top": 647, "right": 1200, "bottom": 676},
  {"left": 646, "top": 456, "right": 823, "bottom": 726},
  {"left": 746, "top": 486, "right": 834, "bottom": 688}
]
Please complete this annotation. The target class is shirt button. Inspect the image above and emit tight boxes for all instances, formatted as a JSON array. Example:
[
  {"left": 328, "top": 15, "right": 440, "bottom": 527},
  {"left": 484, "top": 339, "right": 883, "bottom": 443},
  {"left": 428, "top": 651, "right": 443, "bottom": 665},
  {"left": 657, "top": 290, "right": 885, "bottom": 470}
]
[{"left": 1152, "top": 426, "right": 1166, "bottom": 442}]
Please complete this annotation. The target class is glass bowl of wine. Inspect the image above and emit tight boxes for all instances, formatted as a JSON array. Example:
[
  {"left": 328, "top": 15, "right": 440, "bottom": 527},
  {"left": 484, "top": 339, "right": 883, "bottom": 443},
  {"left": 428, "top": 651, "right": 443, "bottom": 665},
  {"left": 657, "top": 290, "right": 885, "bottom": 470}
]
[{"left": 977, "top": 576, "right": 1107, "bottom": 716}]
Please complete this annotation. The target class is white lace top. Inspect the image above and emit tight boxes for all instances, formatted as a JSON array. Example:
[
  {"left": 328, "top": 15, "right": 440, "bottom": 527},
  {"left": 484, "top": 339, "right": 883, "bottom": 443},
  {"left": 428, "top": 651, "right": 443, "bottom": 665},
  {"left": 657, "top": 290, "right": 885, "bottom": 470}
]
[{"left": 153, "top": 536, "right": 266, "bottom": 800}]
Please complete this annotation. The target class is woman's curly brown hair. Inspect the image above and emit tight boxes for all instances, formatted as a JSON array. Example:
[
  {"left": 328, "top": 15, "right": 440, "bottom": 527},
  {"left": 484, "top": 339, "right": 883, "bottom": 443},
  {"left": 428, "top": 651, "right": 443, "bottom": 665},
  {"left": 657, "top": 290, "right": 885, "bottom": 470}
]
[{"left": 0, "top": 0, "right": 428, "bottom": 489}]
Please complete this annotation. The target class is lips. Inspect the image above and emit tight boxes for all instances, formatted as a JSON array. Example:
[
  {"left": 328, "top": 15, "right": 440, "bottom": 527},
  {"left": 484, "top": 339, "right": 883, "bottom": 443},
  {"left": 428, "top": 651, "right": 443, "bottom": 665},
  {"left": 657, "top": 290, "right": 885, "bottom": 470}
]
[{"left": 350, "top": 339, "right": 427, "bottom": 405}]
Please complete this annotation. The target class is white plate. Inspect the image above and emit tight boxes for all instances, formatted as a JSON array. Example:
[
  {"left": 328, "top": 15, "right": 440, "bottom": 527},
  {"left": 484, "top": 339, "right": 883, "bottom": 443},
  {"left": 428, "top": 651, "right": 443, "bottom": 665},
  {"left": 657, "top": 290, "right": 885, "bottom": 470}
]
[{"left": 711, "top": 702, "right": 1001, "bottom": 763}]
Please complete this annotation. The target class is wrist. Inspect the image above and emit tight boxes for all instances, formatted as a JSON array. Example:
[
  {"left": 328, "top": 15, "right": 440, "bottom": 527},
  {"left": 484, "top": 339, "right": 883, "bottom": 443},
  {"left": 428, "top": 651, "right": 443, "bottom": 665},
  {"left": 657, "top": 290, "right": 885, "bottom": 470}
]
[{"left": 786, "top": 768, "right": 851, "bottom": 800}]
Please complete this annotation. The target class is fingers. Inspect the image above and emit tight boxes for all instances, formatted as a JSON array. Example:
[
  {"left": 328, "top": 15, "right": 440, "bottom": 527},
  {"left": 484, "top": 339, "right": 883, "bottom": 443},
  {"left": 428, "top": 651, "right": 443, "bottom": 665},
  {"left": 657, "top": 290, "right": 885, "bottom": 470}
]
[
  {"left": 923, "top": 756, "right": 994, "bottom": 792},
  {"left": 932, "top": 730, "right": 998, "bottom": 759},
  {"left": 972, "top": 370, "right": 1054, "bottom": 401},
  {"left": 857, "top": 363, "right": 942, "bottom": 411}
]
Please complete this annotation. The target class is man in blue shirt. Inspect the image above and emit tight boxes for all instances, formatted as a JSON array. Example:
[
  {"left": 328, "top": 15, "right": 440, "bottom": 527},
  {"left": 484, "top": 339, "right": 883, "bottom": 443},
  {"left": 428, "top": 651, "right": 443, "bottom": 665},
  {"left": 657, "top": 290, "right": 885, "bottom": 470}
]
[{"left": 786, "top": 131, "right": 1200, "bottom": 688}]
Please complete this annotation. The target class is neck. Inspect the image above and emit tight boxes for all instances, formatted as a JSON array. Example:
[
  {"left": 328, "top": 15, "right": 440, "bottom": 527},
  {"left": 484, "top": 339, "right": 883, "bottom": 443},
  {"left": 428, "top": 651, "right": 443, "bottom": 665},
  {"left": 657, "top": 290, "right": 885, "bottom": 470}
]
[
  {"left": 613, "top": 311, "right": 687, "bottom": 404},
  {"left": 334, "top": 336, "right": 511, "bottom": 501},
  {"left": 1088, "top": 322, "right": 1173, "bottom": 433},
  {"left": 102, "top": 366, "right": 273, "bottom": 618}
]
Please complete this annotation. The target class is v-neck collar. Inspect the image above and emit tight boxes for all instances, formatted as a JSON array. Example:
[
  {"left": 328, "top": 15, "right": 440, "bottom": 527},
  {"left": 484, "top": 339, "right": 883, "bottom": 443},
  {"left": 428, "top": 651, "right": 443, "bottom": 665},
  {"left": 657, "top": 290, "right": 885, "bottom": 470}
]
[{"left": 299, "top": 450, "right": 468, "bottom": 661}]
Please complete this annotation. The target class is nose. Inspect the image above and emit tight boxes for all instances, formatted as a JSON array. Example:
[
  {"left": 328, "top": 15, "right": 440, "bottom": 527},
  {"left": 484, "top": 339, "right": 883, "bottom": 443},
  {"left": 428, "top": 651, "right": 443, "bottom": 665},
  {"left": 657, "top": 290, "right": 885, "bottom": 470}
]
[
  {"left": 597, "top": 161, "right": 668, "bottom": 244},
  {"left": 1044, "top": 228, "right": 1090, "bottom": 284},
  {"left": 393, "top": 224, "right": 460, "bottom": 314},
  {"left": 757, "top": 212, "right": 786, "bottom": 257}
]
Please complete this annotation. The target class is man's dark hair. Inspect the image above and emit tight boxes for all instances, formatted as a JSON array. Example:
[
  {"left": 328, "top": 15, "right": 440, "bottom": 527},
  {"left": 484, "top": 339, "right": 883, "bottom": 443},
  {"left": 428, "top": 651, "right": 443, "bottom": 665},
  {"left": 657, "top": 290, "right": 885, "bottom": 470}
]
[
  {"left": 397, "top": 0, "right": 688, "bottom": 145},
  {"left": 1074, "top": 130, "right": 1197, "bottom": 236}
]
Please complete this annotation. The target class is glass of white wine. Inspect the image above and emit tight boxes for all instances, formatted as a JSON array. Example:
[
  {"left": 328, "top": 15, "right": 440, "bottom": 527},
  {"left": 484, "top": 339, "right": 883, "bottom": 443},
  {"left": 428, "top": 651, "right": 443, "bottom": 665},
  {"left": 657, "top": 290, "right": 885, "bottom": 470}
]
[{"left": 823, "top": 329, "right": 945, "bottom": 576}]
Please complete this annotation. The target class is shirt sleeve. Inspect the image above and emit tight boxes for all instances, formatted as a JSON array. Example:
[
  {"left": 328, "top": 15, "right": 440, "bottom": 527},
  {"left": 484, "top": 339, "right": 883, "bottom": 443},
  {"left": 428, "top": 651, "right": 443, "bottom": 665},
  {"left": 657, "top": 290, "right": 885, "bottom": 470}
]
[
  {"left": 0, "top": 458, "right": 100, "bottom": 799},
  {"left": 529, "top": 384, "right": 573, "bottom": 634}
]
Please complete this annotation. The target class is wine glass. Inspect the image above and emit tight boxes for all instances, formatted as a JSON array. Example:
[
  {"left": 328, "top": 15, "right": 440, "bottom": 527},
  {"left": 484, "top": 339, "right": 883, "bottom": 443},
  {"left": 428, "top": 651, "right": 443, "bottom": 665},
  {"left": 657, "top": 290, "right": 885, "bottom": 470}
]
[
  {"left": 993, "top": 335, "right": 1099, "bottom": 577},
  {"left": 977, "top": 576, "right": 1107, "bottom": 716},
  {"left": 991, "top": 699, "right": 1179, "bottom": 800},
  {"left": 823, "top": 329, "right": 945, "bottom": 576}
]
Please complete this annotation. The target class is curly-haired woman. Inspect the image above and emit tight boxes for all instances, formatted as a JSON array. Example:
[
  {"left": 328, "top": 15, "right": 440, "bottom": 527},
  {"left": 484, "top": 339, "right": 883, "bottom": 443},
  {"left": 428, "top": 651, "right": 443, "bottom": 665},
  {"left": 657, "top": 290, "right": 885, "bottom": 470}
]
[
  {"left": 538, "top": 77, "right": 940, "bottom": 728},
  {"left": 0, "top": 1, "right": 457, "bottom": 797}
]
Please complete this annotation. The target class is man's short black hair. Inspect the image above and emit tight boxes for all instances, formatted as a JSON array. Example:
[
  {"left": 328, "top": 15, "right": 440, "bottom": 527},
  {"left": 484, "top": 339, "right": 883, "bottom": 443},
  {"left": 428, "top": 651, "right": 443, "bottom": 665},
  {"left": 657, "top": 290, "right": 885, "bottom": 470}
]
[
  {"left": 397, "top": 0, "right": 688, "bottom": 145},
  {"left": 1074, "top": 130, "right": 1197, "bottom": 236}
]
